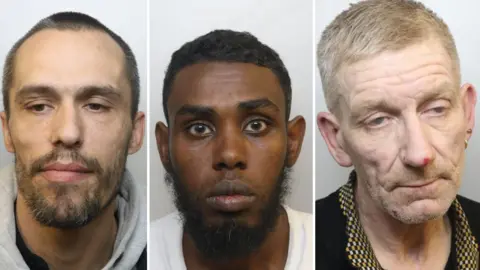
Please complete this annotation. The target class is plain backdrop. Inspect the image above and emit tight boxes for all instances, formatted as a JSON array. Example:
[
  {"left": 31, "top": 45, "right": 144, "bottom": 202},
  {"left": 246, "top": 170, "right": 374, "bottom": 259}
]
[
  {"left": 150, "top": 0, "right": 314, "bottom": 220},
  {"left": 315, "top": 0, "right": 480, "bottom": 201},
  {"left": 0, "top": 1, "right": 147, "bottom": 190}
]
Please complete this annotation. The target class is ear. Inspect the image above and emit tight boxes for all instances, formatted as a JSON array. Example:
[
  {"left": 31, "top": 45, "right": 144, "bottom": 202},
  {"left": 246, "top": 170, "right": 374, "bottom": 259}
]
[
  {"left": 461, "top": 83, "right": 476, "bottom": 140},
  {"left": 285, "top": 116, "right": 306, "bottom": 167},
  {"left": 127, "top": 112, "right": 145, "bottom": 154},
  {"left": 155, "top": 121, "right": 172, "bottom": 172},
  {"left": 317, "top": 112, "right": 352, "bottom": 167},
  {"left": 0, "top": 112, "right": 14, "bottom": 153}
]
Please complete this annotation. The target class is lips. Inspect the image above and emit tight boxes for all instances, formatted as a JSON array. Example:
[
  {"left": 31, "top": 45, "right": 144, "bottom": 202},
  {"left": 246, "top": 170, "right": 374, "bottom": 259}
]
[
  {"left": 206, "top": 180, "right": 256, "bottom": 212},
  {"left": 40, "top": 162, "right": 92, "bottom": 183},
  {"left": 397, "top": 178, "right": 445, "bottom": 192}
]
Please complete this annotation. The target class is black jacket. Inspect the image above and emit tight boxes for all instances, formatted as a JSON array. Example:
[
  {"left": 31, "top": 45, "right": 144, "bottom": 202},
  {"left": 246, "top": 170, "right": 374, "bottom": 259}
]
[{"left": 316, "top": 189, "right": 480, "bottom": 270}]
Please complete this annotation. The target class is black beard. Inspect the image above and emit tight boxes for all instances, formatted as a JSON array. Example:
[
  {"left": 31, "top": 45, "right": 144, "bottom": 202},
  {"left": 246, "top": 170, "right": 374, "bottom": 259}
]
[
  {"left": 165, "top": 165, "right": 291, "bottom": 261},
  {"left": 15, "top": 147, "right": 126, "bottom": 229}
]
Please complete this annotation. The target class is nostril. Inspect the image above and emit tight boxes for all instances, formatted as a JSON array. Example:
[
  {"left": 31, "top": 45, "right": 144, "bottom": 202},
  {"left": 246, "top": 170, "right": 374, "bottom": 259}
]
[
  {"left": 236, "top": 162, "right": 246, "bottom": 170},
  {"left": 213, "top": 161, "right": 246, "bottom": 171},
  {"left": 214, "top": 162, "right": 228, "bottom": 171}
]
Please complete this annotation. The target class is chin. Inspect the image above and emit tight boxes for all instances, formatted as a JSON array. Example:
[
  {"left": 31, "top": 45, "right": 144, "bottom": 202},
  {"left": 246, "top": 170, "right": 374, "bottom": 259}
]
[{"left": 388, "top": 198, "right": 452, "bottom": 224}]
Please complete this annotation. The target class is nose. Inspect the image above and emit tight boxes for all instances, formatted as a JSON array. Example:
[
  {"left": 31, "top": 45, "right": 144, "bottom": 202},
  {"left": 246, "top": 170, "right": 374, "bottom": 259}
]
[
  {"left": 212, "top": 124, "right": 247, "bottom": 171},
  {"left": 400, "top": 117, "right": 434, "bottom": 168},
  {"left": 49, "top": 103, "right": 83, "bottom": 148}
]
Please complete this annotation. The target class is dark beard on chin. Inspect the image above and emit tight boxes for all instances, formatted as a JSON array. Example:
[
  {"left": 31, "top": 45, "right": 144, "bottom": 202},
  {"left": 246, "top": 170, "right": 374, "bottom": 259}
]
[
  {"left": 165, "top": 165, "right": 291, "bottom": 261},
  {"left": 15, "top": 147, "right": 126, "bottom": 229}
]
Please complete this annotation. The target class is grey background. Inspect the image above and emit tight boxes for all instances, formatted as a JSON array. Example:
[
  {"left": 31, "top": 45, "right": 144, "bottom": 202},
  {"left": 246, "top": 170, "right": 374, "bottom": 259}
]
[
  {"left": 0, "top": 1, "right": 147, "bottom": 190},
  {"left": 315, "top": 0, "right": 480, "bottom": 201},
  {"left": 150, "top": 0, "right": 314, "bottom": 221}
]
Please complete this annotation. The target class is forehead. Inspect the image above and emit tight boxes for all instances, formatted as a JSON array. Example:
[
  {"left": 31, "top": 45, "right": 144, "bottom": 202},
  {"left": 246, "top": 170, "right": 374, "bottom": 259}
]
[
  {"left": 167, "top": 62, "right": 286, "bottom": 116},
  {"left": 339, "top": 39, "right": 456, "bottom": 108},
  {"left": 11, "top": 29, "right": 129, "bottom": 96}
]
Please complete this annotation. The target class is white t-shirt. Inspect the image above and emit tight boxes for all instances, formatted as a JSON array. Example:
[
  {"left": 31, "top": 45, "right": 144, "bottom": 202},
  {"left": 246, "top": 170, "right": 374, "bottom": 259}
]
[{"left": 150, "top": 206, "right": 312, "bottom": 269}]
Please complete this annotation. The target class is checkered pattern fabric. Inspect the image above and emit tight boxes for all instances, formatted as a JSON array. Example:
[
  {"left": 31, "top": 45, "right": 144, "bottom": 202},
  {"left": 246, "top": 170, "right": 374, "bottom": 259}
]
[
  {"left": 339, "top": 173, "right": 479, "bottom": 270},
  {"left": 453, "top": 199, "right": 479, "bottom": 269}
]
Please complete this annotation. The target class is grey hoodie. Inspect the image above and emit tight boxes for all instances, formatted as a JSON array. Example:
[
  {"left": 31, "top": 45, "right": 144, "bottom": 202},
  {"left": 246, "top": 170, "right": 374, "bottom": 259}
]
[{"left": 0, "top": 164, "right": 146, "bottom": 270}]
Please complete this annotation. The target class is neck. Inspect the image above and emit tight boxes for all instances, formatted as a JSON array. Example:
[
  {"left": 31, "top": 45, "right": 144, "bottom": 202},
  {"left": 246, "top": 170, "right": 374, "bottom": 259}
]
[
  {"left": 355, "top": 181, "right": 452, "bottom": 269},
  {"left": 183, "top": 206, "right": 290, "bottom": 270},
  {"left": 16, "top": 194, "right": 118, "bottom": 270}
]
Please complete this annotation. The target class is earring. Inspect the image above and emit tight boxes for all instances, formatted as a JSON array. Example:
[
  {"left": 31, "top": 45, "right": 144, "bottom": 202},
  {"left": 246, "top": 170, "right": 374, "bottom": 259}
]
[{"left": 466, "top": 129, "right": 472, "bottom": 149}]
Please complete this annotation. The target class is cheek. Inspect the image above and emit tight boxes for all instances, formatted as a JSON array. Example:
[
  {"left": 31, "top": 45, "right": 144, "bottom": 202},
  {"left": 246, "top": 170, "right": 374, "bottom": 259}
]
[
  {"left": 347, "top": 132, "right": 398, "bottom": 176},
  {"left": 431, "top": 121, "right": 466, "bottom": 167},
  {"left": 82, "top": 118, "right": 131, "bottom": 165},
  {"left": 170, "top": 138, "right": 212, "bottom": 191},
  {"left": 246, "top": 135, "right": 287, "bottom": 190},
  {"left": 9, "top": 118, "right": 53, "bottom": 164}
]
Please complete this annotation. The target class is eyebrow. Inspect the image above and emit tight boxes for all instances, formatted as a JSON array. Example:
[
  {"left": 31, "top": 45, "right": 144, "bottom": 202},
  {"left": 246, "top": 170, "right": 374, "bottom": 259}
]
[
  {"left": 15, "top": 84, "right": 122, "bottom": 102},
  {"left": 176, "top": 105, "right": 218, "bottom": 118},
  {"left": 174, "top": 98, "right": 280, "bottom": 120},
  {"left": 416, "top": 83, "right": 456, "bottom": 105},
  {"left": 15, "top": 85, "right": 60, "bottom": 102},
  {"left": 237, "top": 98, "right": 279, "bottom": 111},
  {"left": 75, "top": 85, "right": 122, "bottom": 101}
]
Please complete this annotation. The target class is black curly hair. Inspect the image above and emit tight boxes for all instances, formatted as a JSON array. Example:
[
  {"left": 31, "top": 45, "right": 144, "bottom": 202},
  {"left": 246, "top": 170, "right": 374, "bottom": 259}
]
[{"left": 162, "top": 29, "right": 292, "bottom": 123}]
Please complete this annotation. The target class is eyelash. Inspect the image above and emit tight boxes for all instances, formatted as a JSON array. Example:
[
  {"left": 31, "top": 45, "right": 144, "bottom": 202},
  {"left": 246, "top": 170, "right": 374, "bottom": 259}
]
[
  {"left": 363, "top": 104, "right": 450, "bottom": 128},
  {"left": 25, "top": 102, "right": 53, "bottom": 114},
  {"left": 243, "top": 117, "right": 272, "bottom": 134},
  {"left": 24, "top": 102, "right": 110, "bottom": 114},
  {"left": 185, "top": 121, "right": 214, "bottom": 136},
  {"left": 84, "top": 103, "right": 110, "bottom": 112},
  {"left": 184, "top": 117, "right": 273, "bottom": 137}
]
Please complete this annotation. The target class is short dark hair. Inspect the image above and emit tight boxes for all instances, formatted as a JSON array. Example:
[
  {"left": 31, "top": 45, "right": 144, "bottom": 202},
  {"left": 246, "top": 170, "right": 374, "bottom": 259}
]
[
  {"left": 2, "top": 11, "right": 140, "bottom": 119},
  {"left": 162, "top": 29, "right": 292, "bottom": 123}
]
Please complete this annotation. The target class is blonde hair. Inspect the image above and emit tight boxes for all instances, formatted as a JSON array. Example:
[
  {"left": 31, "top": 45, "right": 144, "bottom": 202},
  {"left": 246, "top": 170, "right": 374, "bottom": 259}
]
[{"left": 317, "top": 0, "right": 459, "bottom": 113}]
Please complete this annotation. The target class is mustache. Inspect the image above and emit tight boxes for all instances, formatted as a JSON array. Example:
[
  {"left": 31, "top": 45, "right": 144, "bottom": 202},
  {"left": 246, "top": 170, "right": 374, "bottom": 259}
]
[{"left": 29, "top": 149, "right": 103, "bottom": 176}]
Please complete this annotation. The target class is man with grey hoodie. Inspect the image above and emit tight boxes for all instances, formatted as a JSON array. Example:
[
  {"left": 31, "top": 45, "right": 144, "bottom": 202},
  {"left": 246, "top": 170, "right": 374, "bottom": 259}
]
[{"left": 0, "top": 12, "right": 146, "bottom": 269}]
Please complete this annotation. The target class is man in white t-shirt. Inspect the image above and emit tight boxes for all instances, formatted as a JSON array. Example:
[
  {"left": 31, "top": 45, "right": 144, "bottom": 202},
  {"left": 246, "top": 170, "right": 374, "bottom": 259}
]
[{"left": 150, "top": 29, "right": 312, "bottom": 269}]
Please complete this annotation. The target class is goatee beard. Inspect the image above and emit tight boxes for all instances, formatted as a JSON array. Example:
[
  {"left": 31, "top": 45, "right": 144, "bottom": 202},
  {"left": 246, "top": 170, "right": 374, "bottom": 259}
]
[{"left": 15, "top": 147, "right": 126, "bottom": 229}]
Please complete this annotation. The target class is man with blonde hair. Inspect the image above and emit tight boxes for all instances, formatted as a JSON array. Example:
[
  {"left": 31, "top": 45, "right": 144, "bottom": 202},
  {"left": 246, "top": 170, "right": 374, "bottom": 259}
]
[{"left": 316, "top": 0, "right": 480, "bottom": 269}]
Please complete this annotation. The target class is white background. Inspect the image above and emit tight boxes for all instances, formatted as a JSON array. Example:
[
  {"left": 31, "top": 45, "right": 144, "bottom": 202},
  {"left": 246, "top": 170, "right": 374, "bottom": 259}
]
[
  {"left": 0, "top": 1, "right": 147, "bottom": 190},
  {"left": 150, "top": 0, "right": 314, "bottom": 220},
  {"left": 315, "top": 0, "right": 480, "bottom": 201}
]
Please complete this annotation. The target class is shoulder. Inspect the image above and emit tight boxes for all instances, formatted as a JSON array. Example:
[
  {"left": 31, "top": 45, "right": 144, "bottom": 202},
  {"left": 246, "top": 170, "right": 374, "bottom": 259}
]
[
  {"left": 0, "top": 164, "right": 15, "bottom": 192},
  {"left": 134, "top": 247, "right": 147, "bottom": 270},
  {"left": 316, "top": 189, "right": 343, "bottom": 227},
  {"left": 457, "top": 195, "right": 480, "bottom": 241},
  {"left": 149, "top": 212, "right": 185, "bottom": 269},
  {"left": 284, "top": 206, "right": 312, "bottom": 224},
  {"left": 150, "top": 211, "right": 182, "bottom": 237},
  {"left": 315, "top": 188, "right": 350, "bottom": 269},
  {"left": 284, "top": 206, "right": 313, "bottom": 243}
]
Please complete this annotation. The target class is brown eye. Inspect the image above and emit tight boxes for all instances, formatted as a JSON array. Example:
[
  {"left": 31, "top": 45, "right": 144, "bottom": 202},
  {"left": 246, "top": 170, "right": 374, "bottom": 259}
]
[
  {"left": 187, "top": 123, "right": 213, "bottom": 137},
  {"left": 86, "top": 103, "right": 106, "bottom": 111},
  {"left": 27, "top": 103, "right": 52, "bottom": 114},
  {"left": 244, "top": 120, "right": 268, "bottom": 133},
  {"left": 31, "top": 104, "right": 46, "bottom": 112},
  {"left": 430, "top": 107, "right": 446, "bottom": 114}
]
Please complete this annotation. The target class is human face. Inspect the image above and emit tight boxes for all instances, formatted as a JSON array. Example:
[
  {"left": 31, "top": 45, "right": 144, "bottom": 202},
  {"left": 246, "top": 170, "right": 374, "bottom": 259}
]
[
  {"left": 318, "top": 39, "right": 476, "bottom": 224},
  {"left": 156, "top": 62, "right": 304, "bottom": 256},
  {"left": 0, "top": 29, "right": 144, "bottom": 227}
]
